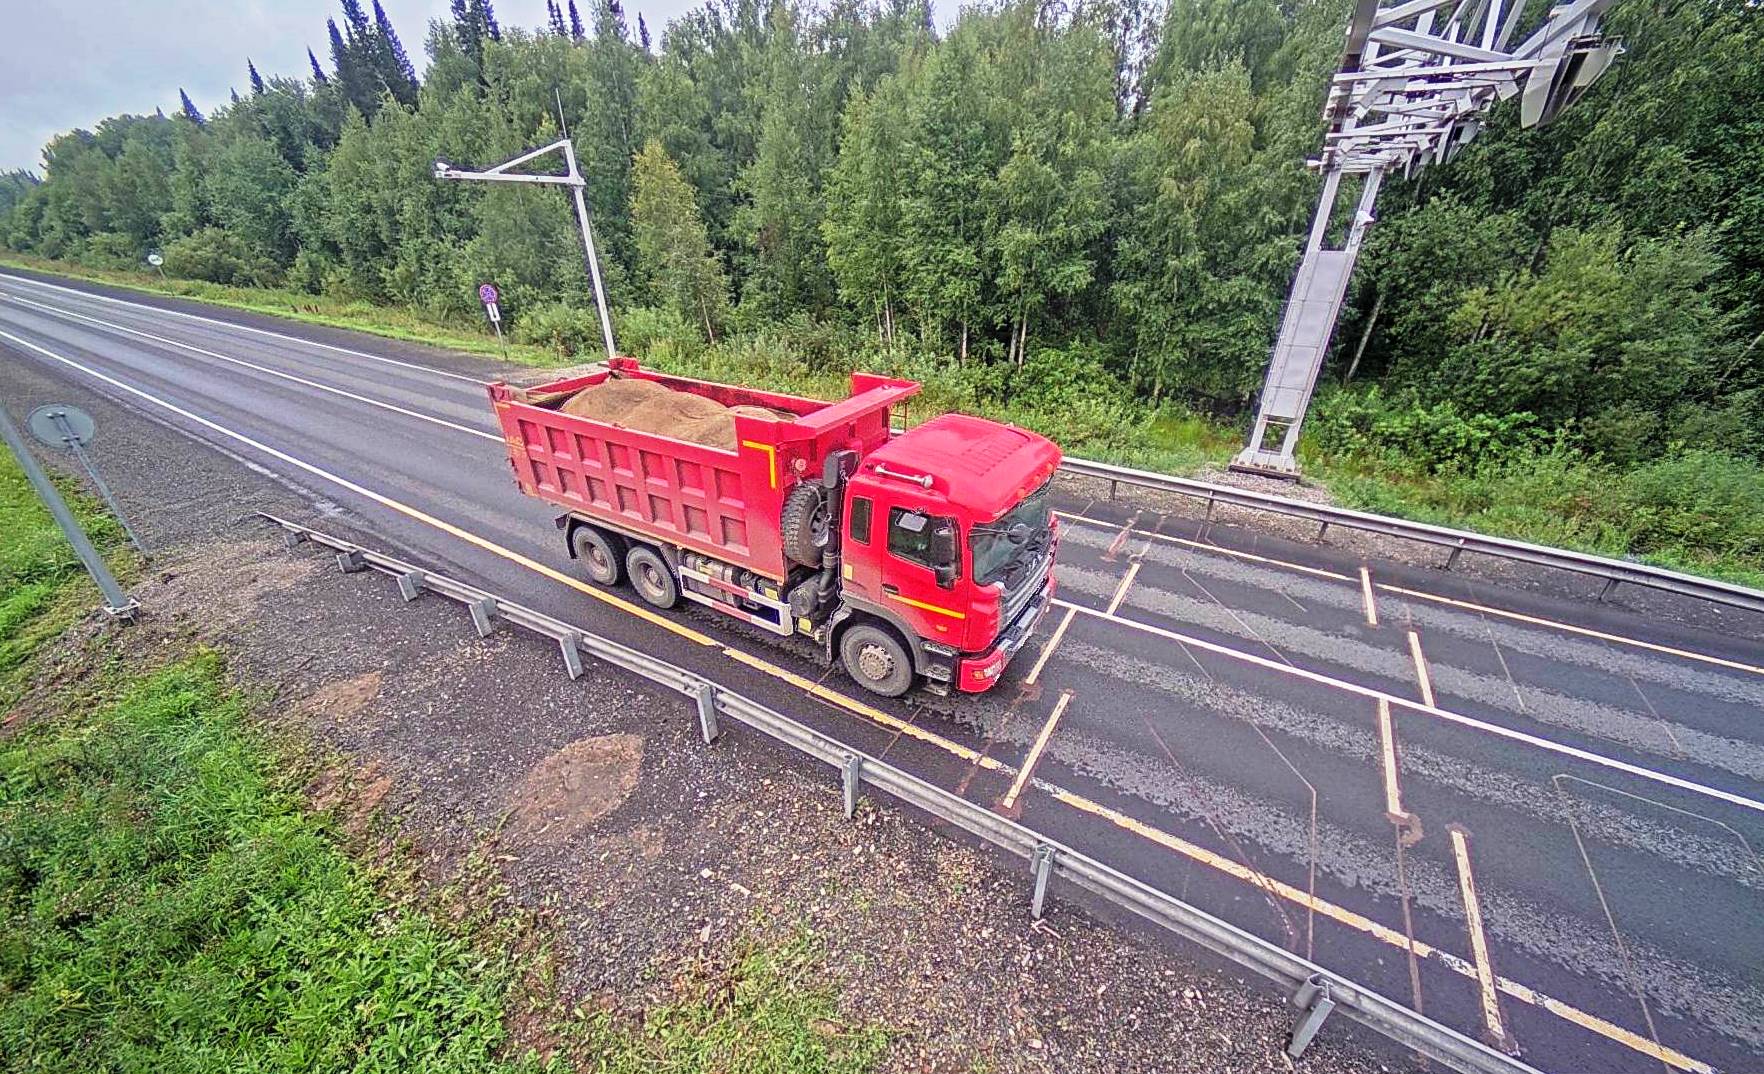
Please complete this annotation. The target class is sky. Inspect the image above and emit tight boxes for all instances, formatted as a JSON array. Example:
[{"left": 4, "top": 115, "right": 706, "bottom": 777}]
[{"left": 2, "top": 0, "right": 883, "bottom": 173}]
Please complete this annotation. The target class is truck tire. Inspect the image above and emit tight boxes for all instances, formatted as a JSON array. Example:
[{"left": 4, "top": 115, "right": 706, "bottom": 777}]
[
  {"left": 780, "top": 482, "right": 830, "bottom": 566},
  {"left": 625, "top": 545, "right": 680, "bottom": 610},
  {"left": 839, "top": 623, "right": 914, "bottom": 698},
  {"left": 570, "top": 525, "right": 625, "bottom": 586}
]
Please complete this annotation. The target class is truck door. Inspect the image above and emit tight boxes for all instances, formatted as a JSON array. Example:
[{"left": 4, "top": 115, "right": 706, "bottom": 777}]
[{"left": 876, "top": 499, "right": 965, "bottom": 645}]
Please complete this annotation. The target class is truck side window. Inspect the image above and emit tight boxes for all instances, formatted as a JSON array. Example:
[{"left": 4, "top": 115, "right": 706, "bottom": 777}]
[
  {"left": 849, "top": 496, "right": 872, "bottom": 544},
  {"left": 888, "top": 507, "right": 956, "bottom": 572}
]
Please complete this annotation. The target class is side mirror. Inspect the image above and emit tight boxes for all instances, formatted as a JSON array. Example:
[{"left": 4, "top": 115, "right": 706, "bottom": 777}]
[
  {"left": 934, "top": 561, "right": 958, "bottom": 589},
  {"left": 931, "top": 522, "right": 958, "bottom": 588}
]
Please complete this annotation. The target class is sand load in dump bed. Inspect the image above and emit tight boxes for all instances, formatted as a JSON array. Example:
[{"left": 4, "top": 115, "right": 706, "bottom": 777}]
[{"left": 557, "top": 376, "right": 788, "bottom": 450}]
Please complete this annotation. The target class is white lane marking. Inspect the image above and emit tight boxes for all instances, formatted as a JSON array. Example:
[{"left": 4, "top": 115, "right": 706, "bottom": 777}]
[
  {"left": 0, "top": 329, "right": 1725, "bottom": 1073},
  {"left": 1408, "top": 629, "right": 1437, "bottom": 708},
  {"left": 2, "top": 294, "right": 501, "bottom": 442},
  {"left": 1450, "top": 827, "right": 1513, "bottom": 1050},
  {"left": 1377, "top": 698, "right": 1410, "bottom": 821},
  {"left": 1360, "top": 564, "right": 1378, "bottom": 626},
  {"left": 0, "top": 271, "right": 487, "bottom": 384},
  {"left": 1002, "top": 690, "right": 1073, "bottom": 810},
  {"left": 1051, "top": 597, "right": 1764, "bottom": 816},
  {"left": 1105, "top": 559, "right": 1141, "bottom": 616},
  {"left": 1023, "top": 606, "right": 1076, "bottom": 686},
  {"left": 1056, "top": 509, "right": 1764, "bottom": 679}
]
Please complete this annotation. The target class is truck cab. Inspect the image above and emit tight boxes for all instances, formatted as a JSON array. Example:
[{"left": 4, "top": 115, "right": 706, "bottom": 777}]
[{"left": 833, "top": 414, "right": 1060, "bottom": 694}]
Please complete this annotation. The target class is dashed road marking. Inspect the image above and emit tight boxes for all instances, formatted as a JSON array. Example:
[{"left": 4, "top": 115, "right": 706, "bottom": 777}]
[
  {"left": 1105, "top": 559, "right": 1141, "bottom": 616},
  {"left": 1360, "top": 564, "right": 1379, "bottom": 626},
  {"left": 1450, "top": 826, "right": 1514, "bottom": 1052},
  {"left": 1052, "top": 597, "right": 1764, "bottom": 816},
  {"left": 1408, "top": 629, "right": 1437, "bottom": 708},
  {"left": 5, "top": 327, "right": 1720, "bottom": 1074},
  {"left": 1023, "top": 607, "right": 1076, "bottom": 686},
  {"left": 1002, "top": 690, "right": 1073, "bottom": 810},
  {"left": 1377, "top": 699, "right": 1409, "bottom": 822}
]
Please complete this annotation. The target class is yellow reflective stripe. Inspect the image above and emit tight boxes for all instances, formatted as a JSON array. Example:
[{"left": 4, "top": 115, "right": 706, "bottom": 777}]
[
  {"left": 887, "top": 592, "right": 966, "bottom": 619},
  {"left": 741, "top": 439, "right": 777, "bottom": 489}
]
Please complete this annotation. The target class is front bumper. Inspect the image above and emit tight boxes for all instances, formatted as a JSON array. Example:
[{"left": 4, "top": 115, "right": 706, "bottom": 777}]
[{"left": 957, "top": 573, "right": 1057, "bottom": 692}]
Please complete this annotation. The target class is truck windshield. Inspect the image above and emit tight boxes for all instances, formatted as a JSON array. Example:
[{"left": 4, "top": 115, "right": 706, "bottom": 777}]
[{"left": 970, "top": 481, "right": 1053, "bottom": 586}]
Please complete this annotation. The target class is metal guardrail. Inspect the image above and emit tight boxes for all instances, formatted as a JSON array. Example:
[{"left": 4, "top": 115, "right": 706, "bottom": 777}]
[
  {"left": 259, "top": 510, "right": 1541, "bottom": 1074},
  {"left": 1058, "top": 456, "right": 1764, "bottom": 616}
]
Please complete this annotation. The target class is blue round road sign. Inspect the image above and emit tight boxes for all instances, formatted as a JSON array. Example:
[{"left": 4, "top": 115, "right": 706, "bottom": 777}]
[{"left": 478, "top": 283, "right": 499, "bottom": 305}]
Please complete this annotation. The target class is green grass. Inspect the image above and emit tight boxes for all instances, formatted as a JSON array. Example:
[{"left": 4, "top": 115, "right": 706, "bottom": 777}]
[{"left": 0, "top": 654, "right": 554, "bottom": 1074}]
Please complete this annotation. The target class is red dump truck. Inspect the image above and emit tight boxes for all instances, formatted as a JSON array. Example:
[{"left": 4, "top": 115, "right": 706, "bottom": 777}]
[{"left": 488, "top": 357, "right": 1060, "bottom": 697}]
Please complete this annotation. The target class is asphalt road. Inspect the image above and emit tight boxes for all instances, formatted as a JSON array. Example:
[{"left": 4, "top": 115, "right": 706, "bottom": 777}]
[{"left": 3, "top": 267, "right": 1761, "bottom": 1074}]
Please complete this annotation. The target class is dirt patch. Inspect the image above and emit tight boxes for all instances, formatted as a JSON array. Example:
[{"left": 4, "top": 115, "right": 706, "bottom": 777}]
[
  {"left": 502, "top": 733, "right": 644, "bottom": 847},
  {"left": 297, "top": 669, "right": 383, "bottom": 724}
]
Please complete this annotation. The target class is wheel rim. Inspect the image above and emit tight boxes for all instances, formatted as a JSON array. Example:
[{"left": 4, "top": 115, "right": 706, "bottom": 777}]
[
  {"left": 587, "top": 546, "right": 610, "bottom": 575},
  {"left": 810, "top": 502, "right": 830, "bottom": 547},
  {"left": 856, "top": 642, "right": 894, "bottom": 682},
  {"left": 638, "top": 562, "right": 664, "bottom": 597}
]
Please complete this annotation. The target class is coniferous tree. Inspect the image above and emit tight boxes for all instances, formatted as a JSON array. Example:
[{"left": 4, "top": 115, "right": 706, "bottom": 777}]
[
  {"left": 308, "top": 47, "right": 329, "bottom": 84},
  {"left": 548, "top": 0, "right": 568, "bottom": 36},
  {"left": 177, "top": 89, "right": 205, "bottom": 125},
  {"left": 372, "top": 0, "right": 419, "bottom": 105},
  {"left": 637, "top": 13, "right": 650, "bottom": 51},
  {"left": 327, "top": 18, "right": 377, "bottom": 115},
  {"left": 248, "top": 60, "right": 266, "bottom": 95},
  {"left": 451, "top": 0, "right": 483, "bottom": 67},
  {"left": 473, "top": 0, "right": 501, "bottom": 41},
  {"left": 569, "top": 0, "right": 586, "bottom": 41}
]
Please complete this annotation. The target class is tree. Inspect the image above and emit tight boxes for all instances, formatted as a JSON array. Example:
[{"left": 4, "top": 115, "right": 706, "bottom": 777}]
[
  {"left": 248, "top": 60, "right": 266, "bottom": 95},
  {"left": 308, "top": 47, "right": 330, "bottom": 84},
  {"left": 548, "top": 0, "right": 568, "bottom": 37},
  {"left": 824, "top": 81, "right": 910, "bottom": 342},
  {"left": 177, "top": 89, "right": 205, "bottom": 125},
  {"left": 372, "top": 0, "right": 420, "bottom": 106},
  {"left": 569, "top": 0, "right": 586, "bottom": 41},
  {"left": 631, "top": 140, "right": 729, "bottom": 340}
]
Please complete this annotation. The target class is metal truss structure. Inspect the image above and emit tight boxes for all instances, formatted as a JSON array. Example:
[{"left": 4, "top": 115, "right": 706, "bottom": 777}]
[{"left": 1233, "top": 0, "right": 1623, "bottom": 476}]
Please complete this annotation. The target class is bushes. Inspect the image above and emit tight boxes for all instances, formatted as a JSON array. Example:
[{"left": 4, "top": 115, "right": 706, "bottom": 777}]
[
  {"left": 1308, "top": 387, "right": 1544, "bottom": 474},
  {"left": 161, "top": 227, "right": 280, "bottom": 286},
  {"left": 512, "top": 301, "right": 605, "bottom": 358}
]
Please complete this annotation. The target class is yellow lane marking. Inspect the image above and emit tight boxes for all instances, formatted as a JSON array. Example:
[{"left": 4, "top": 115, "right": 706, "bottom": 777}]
[
  {"left": 740, "top": 439, "right": 778, "bottom": 489},
  {"left": 1105, "top": 559, "right": 1141, "bottom": 616},
  {"left": 1024, "top": 607, "right": 1077, "bottom": 686},
  {"left": 10, "top": 330, "right": 1717, "bottom": 1074},
  {"left": 1056, "top": 510, "right": 1764, "bottom": 679},
  {"left": 1408, "top": 630, "right": 1436, "bottom": 708},
  {"left": 1377, "top": 699, "right": 1409, "bottom": 822},
  {"left": 1053, "top": 597, "right": 1764, "bottom": 816},
  {"left": 886, "top": 592, "right": 967, "bottom": 619},
  {"left": 1050, "top": 786, "right": 1713, "bottom": 1073},
  {"left": 1450, "top": 827, "right": 1512, "bottom": 1050},
  {"left": 1002, "top": 690, "right": 1072, "bottom": 809},
  {"left": 1360, "top": 564, "right": 1379, "bottom": 626}
]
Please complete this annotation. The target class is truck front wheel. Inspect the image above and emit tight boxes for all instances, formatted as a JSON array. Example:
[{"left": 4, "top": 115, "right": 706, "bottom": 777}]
[
  {"left": 625, "top": 545, "right": 680, "bottom": 609},
  {"left": 839, "top": 623, "right": 915, "bottom": 698},
  {"left": 571, "top": 525, "right": 625, "bottom": 586}
]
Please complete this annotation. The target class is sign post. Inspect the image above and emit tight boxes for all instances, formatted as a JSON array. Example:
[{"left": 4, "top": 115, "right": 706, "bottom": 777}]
[
  {"left": 0, "top": 402, "right": 137, "bottom": 619},
  {"left": 28, "top": 403, "right": 147, "bottom": 556},
  {"left": 146, "top": 251, "right": 165, "bottom": 280},
  {"left": 478, "top": 282, "right": 506, "bottom": 359}
]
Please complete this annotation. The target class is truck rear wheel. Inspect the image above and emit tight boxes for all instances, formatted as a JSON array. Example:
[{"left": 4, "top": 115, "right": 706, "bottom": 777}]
[
  {"left": 571, "top": 525, "right": 624, "bottom": 586},
  {"left": 839, "top": 623, "right": 914, "bottom": 698},
  {"left": 625, "top": 545, "right": 680, "bottom": 609}
]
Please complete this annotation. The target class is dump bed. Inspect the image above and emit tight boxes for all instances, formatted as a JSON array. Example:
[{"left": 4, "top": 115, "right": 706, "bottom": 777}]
[{"left": 489, "top": 357, "right": 918, "bottom": 579}]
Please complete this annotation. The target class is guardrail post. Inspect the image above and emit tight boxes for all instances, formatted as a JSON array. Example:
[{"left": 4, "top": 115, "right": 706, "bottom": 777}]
[
  {"left": 1204, "top": 497, "right": 1217, "bottom": 523},
  {"left": 1108, "top": 478, "right": 1118, "bottom": 501},
  {"left": 695, "top": 681, "right": 720, "bottom": 744},
  {"left": 842, "top": 754, "right": 862, "bottom": 818},
  {"left": 1315, "top": 520, "right": 1331, "bottom": 543},
  {"left": 1287, "top": 974, "right": 1336, "bottom": 1058},
  {"left": 468, "top": 596, "right": 498, "bottom": 637},
  {"left": 1598, "top": 577, "right": 1620, "bottom": 603},
  {"left": 1030, "top": 843, "right": 1056, "bottom": 920},
  {"left": 396, "top": 569, "right": 426, "bottom": 601},
  {"left": 559, "top": 635, "right": 585, "bottom": 679},
  {"left": 335, "top": 549, "right": 366, "bottom": 573}
]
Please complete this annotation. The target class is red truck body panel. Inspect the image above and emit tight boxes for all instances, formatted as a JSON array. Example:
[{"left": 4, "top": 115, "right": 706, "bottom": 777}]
[{"left": 488, "top": 357, "right": 918, "bottom": 581}]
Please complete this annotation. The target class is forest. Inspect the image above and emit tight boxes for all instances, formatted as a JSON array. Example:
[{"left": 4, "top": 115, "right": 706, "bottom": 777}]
[{"left": 1, "top": 0, "right": 1760, "bottom": 579}]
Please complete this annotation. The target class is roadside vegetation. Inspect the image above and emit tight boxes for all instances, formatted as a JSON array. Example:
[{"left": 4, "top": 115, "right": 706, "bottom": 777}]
[
  {"left": 0, "top": 451, "right": 886, "bottom": 1071},
  {"left": 2, "top": 0, "right": 1759, "bottom": 586}
]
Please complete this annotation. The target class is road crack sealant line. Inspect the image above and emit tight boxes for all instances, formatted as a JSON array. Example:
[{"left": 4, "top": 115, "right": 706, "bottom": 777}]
[
  {"left": 0, "top": 326, "right": 1721, "bottom": 1074},
  {"left": 259, "top": 510, "right": 1547, "bottom": 1074},
  {"left": 1056, "top": 510, "right": 1764, "bottom": 679}
]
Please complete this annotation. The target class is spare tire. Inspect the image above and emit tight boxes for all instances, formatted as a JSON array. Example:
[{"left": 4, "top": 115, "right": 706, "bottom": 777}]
[{"left": 780, "top": 482, "right": 830, "bottom": 566}]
